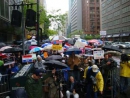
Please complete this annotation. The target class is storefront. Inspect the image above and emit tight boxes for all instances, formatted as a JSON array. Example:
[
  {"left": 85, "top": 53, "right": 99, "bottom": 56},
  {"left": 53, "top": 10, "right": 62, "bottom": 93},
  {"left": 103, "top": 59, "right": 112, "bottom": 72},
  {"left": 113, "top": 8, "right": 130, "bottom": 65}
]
[
  {"left": 106, "top": 34, "right": 113, "bottom": 41},
  {"left": 112, "top": 33, "right": 120, "bottom": 42},
  {"left": 120, "top": 32, "right": 130, "bottom": 42}
]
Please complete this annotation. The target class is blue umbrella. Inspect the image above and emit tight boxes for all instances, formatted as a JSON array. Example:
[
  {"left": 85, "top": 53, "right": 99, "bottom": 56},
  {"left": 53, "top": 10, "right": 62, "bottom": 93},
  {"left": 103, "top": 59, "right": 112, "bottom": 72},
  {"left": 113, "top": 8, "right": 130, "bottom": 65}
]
[
  {"left": 64, "top": 47, "right": 82, "bottom": 55},
  {"left": 29, "top": 47, "right": 43, "bottom": 53},
  {"left": 41, "top": 43, "right": 52, "bottom": 48}
]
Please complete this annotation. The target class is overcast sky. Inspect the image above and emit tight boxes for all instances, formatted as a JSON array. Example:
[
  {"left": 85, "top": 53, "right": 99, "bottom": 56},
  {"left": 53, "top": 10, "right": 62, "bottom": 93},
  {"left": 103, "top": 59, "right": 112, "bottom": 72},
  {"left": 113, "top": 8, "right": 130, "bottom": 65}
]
[{"left": 46, "top": 0, "right": 69, "bottom": 13}]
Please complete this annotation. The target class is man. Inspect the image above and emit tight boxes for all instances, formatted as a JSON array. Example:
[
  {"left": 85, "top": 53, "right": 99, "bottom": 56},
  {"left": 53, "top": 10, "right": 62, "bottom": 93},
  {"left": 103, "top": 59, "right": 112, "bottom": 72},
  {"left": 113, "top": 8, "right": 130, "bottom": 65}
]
[
  {"left": 85, "top": 65, "right": 104, "bottom": 98},
  {"left": 34, "top": 55, "right": 46, "bottom": 70},
  {"left": 66, "top": 76, "right": 79, "bottom": 98},
  {"left": 25, "top": 69, "right": 56, "bottom": 98}
]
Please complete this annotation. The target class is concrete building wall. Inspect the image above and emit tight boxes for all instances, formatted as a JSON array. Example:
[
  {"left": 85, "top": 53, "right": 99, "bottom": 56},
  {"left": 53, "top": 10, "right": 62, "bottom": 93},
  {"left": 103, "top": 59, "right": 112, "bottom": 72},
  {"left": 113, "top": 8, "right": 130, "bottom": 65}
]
[
  {"left": 82, "top": 0, "right": 100, "bottom": 35},
  {"left": 100, "top": 0, "right": 130, "bottom": 36},
  {"left": 68, "top": 0, "right": 82, "bottom": 33}
]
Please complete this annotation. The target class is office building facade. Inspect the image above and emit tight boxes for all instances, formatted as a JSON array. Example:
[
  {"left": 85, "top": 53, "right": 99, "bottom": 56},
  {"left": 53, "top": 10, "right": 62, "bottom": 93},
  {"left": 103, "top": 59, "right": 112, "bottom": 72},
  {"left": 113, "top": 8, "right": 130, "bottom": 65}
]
[
  {"left": 68, "top": 0, "right": 82, "bottom": 33},
  {"left": 100, "top": 0, "right": 130, "bottom": 41},
  {"left": 82, "top": 0, "right": 100, "bottom": 35}
]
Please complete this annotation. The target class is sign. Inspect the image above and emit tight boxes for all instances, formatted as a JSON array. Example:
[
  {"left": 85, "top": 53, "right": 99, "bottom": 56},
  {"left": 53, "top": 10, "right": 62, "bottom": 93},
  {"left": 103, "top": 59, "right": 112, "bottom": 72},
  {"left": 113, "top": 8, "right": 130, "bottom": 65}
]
[
  {"left": 93, "top": 50, "right": 104, "bottom": 59},
  {"left": 22, "top": 55, "right": 33, "bottom": 63},
  {"left": 74, "top": 40, "right": 86, "bottom": 48},
  {"left": 100, "top": 31, "right": 106, "bottom": 35},
  {"left": 52, "top": 45, "right": 62, "bottom": 50}
]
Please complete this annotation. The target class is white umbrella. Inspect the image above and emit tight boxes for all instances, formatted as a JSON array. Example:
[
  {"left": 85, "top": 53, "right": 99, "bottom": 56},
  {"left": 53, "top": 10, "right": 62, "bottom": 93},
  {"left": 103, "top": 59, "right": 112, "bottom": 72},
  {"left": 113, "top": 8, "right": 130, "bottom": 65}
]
[
  {"left": 24, "top": 39, "right": 37, "bottom": 45},
  {"left": 43, "top": 44, "right": 52, "bottom": 50},
  {"left": 51, "top": 35, "right": 67, "bottom": 41}
]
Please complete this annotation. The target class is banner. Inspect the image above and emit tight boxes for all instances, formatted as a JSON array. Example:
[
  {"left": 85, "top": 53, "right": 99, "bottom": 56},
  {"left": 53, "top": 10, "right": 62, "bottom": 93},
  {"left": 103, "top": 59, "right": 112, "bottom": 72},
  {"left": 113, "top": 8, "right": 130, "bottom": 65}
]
[
  {"left": 93, "top": 50, "right": 104, "bottom": 59},
  {"left": 22, "top": 55, "right": 33, "bottom": 63},
  {"left": 52, "top": 44, "right": 62, "bottom": 50},
  {"left": 74, "top": 40, "right": 86, "bottom": 48}
]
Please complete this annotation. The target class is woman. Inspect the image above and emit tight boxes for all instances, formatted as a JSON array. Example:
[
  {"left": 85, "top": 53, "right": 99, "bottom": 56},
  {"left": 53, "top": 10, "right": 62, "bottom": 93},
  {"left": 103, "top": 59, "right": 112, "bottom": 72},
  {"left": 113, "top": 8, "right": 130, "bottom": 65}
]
[{"left": 120, "top": 54, "right": 130, "bottom": 95}]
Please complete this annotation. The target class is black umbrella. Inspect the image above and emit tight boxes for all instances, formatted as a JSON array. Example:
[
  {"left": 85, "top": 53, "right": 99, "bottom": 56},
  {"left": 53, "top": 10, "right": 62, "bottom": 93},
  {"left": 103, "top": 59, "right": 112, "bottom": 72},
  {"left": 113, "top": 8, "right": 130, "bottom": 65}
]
[
  {"left": 44, "top": 60, "right": 68, "bottom": 69},
  {"left": 0, "top": 42, "right": 6, "bottom": 48},
  {"left": 64, "top": 47, "right": 82, "bottom": 55},
  {"left": 3, "top": 47, "right": 23, "bottom": 53},
  {"left": 102, "top": 45, "right": 122, "bottom": 53},
  {"left": 45, "top": 55, "right": 62, "bottom": 61}
]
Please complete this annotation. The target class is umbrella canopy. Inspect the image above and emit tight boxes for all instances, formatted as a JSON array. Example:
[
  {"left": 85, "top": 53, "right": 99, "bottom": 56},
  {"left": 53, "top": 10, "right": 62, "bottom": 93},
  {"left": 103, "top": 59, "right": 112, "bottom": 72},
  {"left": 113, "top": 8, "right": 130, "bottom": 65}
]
[
  {"left": 43, "top": 44, "right": 52, "bottom": 50},
  {"left": 24, "top": 39, "right": 37, "bottom": 45},
  {"left": 44, "top": 60, "right": 68, "bottom": 69},
  {"left": 41, "top": 43, "right": 52, "bottom": 48},
  {"left": 0, "top": 60, "right": 4, "bottom": 66},
  {"left": 0, "top": 42, "right": 6, "bottom": 48},
  {"left": 51, "top": 35, "right": 67, "bottom": 41},
  {"left": 0, "top": 53, "right": 7, "bottom": 59},
  {"left": 29, "top": 45, "right": 38, "bottom": 50},
  {"left": 2, "top": 47, "right": 23, "bottom": 53},
  {"left": 64, "top": 47, "right": 82, "bottom": 55},
  {"left": 29, "top": 47, "right": 43, "bottom": 53},
  {"left": 0, "top": 46, "right": 12, "bottom": 51},
  {"left": 45, "top": 55, "right": 62, "bottom": 61},
  {"left": 102, "top": 45, "right": 122, "bottom": 53}
]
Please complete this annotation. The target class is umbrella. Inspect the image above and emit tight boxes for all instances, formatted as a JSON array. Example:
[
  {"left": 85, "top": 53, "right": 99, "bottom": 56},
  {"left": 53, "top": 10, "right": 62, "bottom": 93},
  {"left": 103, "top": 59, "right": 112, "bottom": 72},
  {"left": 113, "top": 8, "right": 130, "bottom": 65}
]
[
  {"left": 44, "top": 60, "right": 68, "bottom": 69},
  {"left": 2, "top": 47, "right": 23, "bottom": 53},
  {"left": 45, "top": 55, "right": 62, "bottom": 61},
  {"left": 64, "top": 47, "right": 82, "bottom": 55},
  {"left": 0, "top": 42, "right": 6, "bottom": 48},
  {"left": 29, "top": 45, "right": 38, "bottom": 50},
  {"left": 41, "top": 43, "right": 52, "bottom": 48},
  {"left": 43, "top": 44, "right": 52, "bottom": 50},
  {"left": 29, "top": 47, "right": 43, "bottom": 53},
  {"left": 51, "top": 35, "right": 67, "bottom": 41},
  {"left": 0, "top": 53, "right": 7, "bottom": 59},
  {"left": 0, "top": 46, "right": 12, "bottom": 51},
  {"left": 102, "top": 45, "right": 122, "bottom": 53},
  {"left": 24, "top": 39, "right": 37, "bottom": 45}
]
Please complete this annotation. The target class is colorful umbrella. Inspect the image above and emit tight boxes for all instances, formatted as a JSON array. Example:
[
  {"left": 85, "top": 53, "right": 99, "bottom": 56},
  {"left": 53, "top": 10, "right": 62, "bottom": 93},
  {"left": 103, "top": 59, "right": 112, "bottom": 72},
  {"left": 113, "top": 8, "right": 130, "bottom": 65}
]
[
  {"left": 29, "top": 47, "right": 43, "bottom": 53},
  {"left": 41, "top": 43, "right": 52, "bottom": 48},
  {"left": 64, "top": 47, "right": 82, "bottom": 55},
  {"left": 0, "top": 46, "right": 12, "bottom": 51},
  {"left": 29, "top": 46, "right": 38, "bottom": 50},
  {"left": 43, "top": 44, "right": 52, "bottom": 50}
]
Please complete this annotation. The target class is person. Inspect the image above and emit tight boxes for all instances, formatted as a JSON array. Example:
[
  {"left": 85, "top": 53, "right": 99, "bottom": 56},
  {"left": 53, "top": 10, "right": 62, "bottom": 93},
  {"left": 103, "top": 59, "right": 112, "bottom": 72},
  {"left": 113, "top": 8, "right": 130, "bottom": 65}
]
[
  {"left": 85, "top": 65, "right": 104, "bottom": 98},
  {"left": 25, "top": 69, "right": 56, "bottom": 98},
  {"left": 67, "top": 52, "right": 81, "bottom": 70},
  {"left": 34, "top": 55, "right": 46, "bottom": 70},
  {"left": 120, "top": 54, "right": 130, "bottom": 95},
  {"left": 66, "top": 76, "right": 79, "bottom": 98},
  {"left": 67, "top": 52, "right": 81, "bottom": 81}
]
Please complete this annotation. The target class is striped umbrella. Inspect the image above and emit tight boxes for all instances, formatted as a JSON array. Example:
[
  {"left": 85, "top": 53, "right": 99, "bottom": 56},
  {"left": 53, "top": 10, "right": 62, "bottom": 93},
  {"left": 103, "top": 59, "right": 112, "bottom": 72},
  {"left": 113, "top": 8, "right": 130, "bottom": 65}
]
[
  {"left": 29, "top": 47, "right": 43, "bottom": 53},
  {"left": 41, "top": 43, "right": 52, "bottom": 48}
]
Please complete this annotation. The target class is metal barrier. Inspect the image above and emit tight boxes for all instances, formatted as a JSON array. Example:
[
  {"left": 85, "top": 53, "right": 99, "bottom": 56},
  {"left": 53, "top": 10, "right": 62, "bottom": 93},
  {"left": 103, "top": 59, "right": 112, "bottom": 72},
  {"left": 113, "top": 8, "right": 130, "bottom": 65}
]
[{"left": 0, "top": 74, "right": 11, "bottom": 96}]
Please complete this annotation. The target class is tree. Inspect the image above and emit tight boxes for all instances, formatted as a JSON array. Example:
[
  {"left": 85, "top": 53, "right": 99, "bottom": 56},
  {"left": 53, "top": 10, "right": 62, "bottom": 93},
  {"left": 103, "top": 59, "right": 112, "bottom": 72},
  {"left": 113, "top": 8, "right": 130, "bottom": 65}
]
[{"left": 48, "top": 10, "right": 67, "bottom": 35}]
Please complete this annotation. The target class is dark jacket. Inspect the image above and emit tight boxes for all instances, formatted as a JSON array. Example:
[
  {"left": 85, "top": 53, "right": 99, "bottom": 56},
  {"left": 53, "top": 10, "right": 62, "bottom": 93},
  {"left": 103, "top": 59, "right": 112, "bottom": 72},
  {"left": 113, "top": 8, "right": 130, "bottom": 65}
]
[
  {"left": 66, "top": 81, "right": 79, "bottom": 93},
  {"left": 25, "top": 73, "right": 52, "bottom": 98}
]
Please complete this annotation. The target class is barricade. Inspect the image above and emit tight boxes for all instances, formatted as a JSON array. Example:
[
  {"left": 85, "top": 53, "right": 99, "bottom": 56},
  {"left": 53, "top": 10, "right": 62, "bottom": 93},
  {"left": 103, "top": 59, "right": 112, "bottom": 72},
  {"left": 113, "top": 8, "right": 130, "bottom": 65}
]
[{"left": 0, "top": 74, "right": 11, "bottom": 96}]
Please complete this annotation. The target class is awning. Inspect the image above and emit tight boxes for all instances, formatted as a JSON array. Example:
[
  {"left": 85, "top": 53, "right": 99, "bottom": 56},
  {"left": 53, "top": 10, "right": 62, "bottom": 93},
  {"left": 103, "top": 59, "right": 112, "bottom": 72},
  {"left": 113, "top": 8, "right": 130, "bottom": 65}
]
[
  {"left": 112, "top": 33, "right": 120, "bottom": 37},
  {"left": 120, "top": 32, "right": 130, "bottom": 37},
  {"left": 100, "top": 35, "right": 106, "bottom": 38},
  {"left": 106, "top": 34, "right": 112, "bottom": 37}
]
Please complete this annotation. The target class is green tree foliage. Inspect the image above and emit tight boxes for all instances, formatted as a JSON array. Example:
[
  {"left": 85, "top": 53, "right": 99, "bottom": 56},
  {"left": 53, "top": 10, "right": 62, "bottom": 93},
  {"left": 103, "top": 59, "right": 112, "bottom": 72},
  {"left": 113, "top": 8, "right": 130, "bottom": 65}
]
[{"left": 48, "top": 10, "right": 67, "bottom": 34}]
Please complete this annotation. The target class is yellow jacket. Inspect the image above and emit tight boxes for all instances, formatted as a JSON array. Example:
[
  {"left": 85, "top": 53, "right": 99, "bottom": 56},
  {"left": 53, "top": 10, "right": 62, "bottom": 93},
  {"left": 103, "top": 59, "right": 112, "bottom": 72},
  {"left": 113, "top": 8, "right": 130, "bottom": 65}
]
[
  {"left": 120, "top": 61, "right": 130, "bottom": 77},
  {"left": 84, "top": 67, "right": 104, "bottom": 92}
]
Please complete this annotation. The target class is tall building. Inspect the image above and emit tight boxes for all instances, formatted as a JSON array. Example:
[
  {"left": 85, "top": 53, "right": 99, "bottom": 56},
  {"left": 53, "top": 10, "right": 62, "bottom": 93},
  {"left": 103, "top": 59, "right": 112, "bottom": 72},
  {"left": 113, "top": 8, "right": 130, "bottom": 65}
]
[
  {"left": 68, "top": 0, "right": 82, "bottom": 33},
  {"left": 100, "top": 0, "right": 130, "bottom": 41},
  {"left": 82, "top": 0, "right": 100, "bottom": 35}
]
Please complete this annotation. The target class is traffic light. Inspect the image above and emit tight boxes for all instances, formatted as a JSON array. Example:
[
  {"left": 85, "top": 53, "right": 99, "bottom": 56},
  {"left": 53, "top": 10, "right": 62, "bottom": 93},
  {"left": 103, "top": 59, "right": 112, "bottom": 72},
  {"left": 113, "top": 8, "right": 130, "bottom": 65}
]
[
  {"left": 25, "top": 9, "right": 36, "bottom": 27},
  {"left": 11, "top": 10, "right": 22, "bottom": 27}
]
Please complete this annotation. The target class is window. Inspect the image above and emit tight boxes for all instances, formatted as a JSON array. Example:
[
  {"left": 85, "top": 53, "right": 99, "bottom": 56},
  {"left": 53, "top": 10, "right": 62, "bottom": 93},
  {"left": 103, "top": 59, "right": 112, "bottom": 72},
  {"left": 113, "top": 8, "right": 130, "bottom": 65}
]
[{"left": 113, "top": 1, "right": 120, "bottom": 8}]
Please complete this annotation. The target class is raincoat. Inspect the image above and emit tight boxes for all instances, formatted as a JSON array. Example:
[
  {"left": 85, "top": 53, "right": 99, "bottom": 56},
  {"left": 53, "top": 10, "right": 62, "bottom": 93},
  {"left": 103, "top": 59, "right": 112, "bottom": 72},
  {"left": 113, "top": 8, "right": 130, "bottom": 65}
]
[
  {"left": 120, "top": 61, "right": 130, "bottom": 77},
  {"left": 25, "top": 73, "right": 52, "bottom": 98},
  {"left": 85, "top": 67, "right": 104, "bottom": 92}
]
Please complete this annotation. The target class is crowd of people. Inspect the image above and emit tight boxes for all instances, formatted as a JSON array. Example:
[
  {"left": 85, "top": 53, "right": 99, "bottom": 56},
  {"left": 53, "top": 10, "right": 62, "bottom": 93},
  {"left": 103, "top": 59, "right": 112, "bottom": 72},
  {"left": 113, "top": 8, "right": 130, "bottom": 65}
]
[{"left": 0, "top": 48, "right": 130, "bottom": 98}]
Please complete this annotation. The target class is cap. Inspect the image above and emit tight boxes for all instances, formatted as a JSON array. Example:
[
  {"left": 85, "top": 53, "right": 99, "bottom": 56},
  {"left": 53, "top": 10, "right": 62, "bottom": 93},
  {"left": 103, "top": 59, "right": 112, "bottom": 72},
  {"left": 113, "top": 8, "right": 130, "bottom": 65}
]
[
  {"left": 92, "top": 65, "right": 99, "bottom": 72},
  {"left": 33, "top": 69, "right": 43, "bottom": 76}
]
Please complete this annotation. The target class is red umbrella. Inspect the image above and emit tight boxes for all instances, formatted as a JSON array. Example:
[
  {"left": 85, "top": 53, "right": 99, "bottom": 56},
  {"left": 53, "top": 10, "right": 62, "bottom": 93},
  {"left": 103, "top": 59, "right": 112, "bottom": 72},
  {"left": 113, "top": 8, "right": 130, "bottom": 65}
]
[{"left": 0, "top": 53, "right": 7, "bottom": 59}]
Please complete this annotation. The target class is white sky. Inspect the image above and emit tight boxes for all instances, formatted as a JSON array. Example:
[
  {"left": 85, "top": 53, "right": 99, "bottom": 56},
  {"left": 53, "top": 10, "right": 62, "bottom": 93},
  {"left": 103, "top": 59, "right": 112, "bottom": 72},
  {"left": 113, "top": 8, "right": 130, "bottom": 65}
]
[{"left": 46, "top": 0, "right": 69, "bottom": 14}]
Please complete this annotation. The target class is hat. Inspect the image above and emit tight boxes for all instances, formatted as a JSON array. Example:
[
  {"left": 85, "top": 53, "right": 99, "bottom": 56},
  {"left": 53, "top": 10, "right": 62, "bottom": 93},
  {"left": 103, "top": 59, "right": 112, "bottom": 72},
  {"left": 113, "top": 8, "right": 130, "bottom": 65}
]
[
  {"left": 33, "top": 69, "right": 43, "bottom": 76},
  {"left": 92, "top": 65, "right": 99, "bottom": 72}
]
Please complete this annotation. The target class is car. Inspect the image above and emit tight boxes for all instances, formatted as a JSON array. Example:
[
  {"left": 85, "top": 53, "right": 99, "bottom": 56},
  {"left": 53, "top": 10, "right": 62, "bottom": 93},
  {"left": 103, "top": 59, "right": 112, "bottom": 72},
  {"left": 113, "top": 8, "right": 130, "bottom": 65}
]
[
  {"left": 112, "top": 42, "right": 130, "bottom": 49},
  {"left": 104, "top": 41, "right": 113, "bottom": 46}
]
